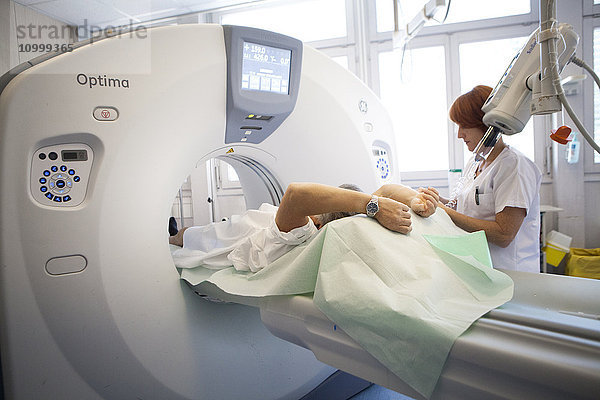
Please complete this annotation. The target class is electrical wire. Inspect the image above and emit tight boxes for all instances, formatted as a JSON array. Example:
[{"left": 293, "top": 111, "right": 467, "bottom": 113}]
[
  {"left": 436, "top": 0, "right": 452, "bottom": 24},
  {"left": 551, "top": 55, "right": 600, "bottom": 154},
  {"left": 572, "top": 56, "right": 600, "bottom": 94},
  {"left": 540, "top": 0, "right": 600, "bottom": 153}
]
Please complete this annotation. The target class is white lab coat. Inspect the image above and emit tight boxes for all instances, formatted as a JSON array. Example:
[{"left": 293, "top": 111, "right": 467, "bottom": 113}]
[
  {"left": 174, "top": 203, "right": 318, "bottom": 272},
  {"left": 456, "top": 146, "right": 542, "bottom": 272}
]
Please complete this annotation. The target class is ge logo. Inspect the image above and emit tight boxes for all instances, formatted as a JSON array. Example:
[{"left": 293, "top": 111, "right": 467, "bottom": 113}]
[
  {"left": 101, "top": 110, "right": 110, "bottom": 118},
  {"left": 358, "top": 99, "right": 368, "bottom": 113}
]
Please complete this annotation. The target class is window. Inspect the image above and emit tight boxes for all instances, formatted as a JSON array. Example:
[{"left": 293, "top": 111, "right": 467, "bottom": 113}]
[
  {"left": 215, "top": 159, "right": 242, "bottom": 190},
  {"left": 375, "top": 0, "right": 531, "bottom": 33},
  {"left": 219, "top": 0, "right": 347, "bottom": 43},
  {"left": 443, "top": 0, "right": 530, "bottom": 24},
  {"left": 459, "top": 36, "right": 535, "bottom": 161},
  {"left": 593, "top": 27, "right": 600, "bottom": 163},
  {"left": 378, "top": 46, "right": 449, "bottom": 172}
]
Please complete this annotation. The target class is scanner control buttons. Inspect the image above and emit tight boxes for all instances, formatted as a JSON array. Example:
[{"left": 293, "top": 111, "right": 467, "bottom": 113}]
[
  {"left": 376, "top": 158, "right": 390, "bottom": 180},
  {"left": 32, "top": 143, "right": 93, "bottom": 207},
  {"left": 372, "top": 146, "right": 391, "bottom": 182},
  {"left": 40, "top": 170, "right": 75, "bottom": 200}
]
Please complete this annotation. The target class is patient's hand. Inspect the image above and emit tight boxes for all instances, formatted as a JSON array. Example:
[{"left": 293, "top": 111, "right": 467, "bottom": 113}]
[
  {"left": 411, "top": 187, "right": 439, "bottom": 218},
  {"left": 375, "top": 197, "right": 412, "bottom": 234}
]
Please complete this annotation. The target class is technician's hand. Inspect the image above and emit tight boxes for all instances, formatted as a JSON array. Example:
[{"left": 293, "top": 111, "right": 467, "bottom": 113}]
[
  {"left": 375, "top": 197, "right": 412, "bottom": 234},
  {"left": 411, "top": 187, "right": 439, "bottom": 218}
]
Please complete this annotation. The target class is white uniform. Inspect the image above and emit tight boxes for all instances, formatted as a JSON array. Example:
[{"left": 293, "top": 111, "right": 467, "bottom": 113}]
[
  {"left": 457, "top": 146, "right": 542, "bottom": 272},
  {"left": 172, "top": 203, "right": 318, "bottom": 272}
]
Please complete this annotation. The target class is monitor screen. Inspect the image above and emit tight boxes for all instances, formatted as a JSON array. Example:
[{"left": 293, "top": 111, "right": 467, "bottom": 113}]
[{"left": 241, "top": 42, "right": 292, "bottom": 95}]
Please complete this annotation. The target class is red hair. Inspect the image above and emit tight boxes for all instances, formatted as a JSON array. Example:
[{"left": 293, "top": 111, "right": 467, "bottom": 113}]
[{"left": 449, "top": 85, "right": 493, "bottom": 131}]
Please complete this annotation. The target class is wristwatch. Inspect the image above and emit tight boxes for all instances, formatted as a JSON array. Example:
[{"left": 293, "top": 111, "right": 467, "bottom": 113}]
[{"left": 366, "top": 195, "right": 379, "bottom": 217}]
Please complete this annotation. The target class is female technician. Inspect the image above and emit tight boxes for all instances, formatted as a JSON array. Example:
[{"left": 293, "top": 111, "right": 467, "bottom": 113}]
[{"left": 424, "top": 85, "right": 542, "bottom": 273}]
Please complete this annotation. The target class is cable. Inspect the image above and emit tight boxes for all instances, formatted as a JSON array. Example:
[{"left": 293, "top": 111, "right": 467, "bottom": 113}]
[
  {"left": 551, "top": 55, "right": 600, "bottom": 154},
  {"left": 439, "top": 0, "right": 452, "bottom": 24},
  {"left": 572, "top": 56, "right": 600, "bottom": 93}
]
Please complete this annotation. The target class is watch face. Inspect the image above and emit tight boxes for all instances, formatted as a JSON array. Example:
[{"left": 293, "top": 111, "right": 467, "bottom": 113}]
[{"left": 367, "top": 202, "right": 378, "bottom": 216}]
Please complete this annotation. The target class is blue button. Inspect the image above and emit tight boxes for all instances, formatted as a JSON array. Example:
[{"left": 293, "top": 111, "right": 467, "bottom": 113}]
[
  {"left": 60, "top": 165, "right": 67, "bottom": 172},
  {"left": 40, "top": 186, "right": 47, "bottom": 192},
  {"left": 51, "top": 166, "right": 58, "bottom": 172},
  {"left": 53, "top": 196, "right": 62, "bottom": 202},
  {"left": 45, "top": 193, "right": 53, "bottom": 200},
  {"left": 43, "top": 170, "right": 50, "bottom": 176},
  {"left": 74, "top": 176, "right": 80, "bottom": 182},
  {"left": 68, "top": 169, "right": 75, "bottom": 175},
  {"left": 39, "top": 178, "right": 47, "bottom": 184},
  {"left": 49, "top": 181, "right": 55, "bottom": 189},
  {"left": 63, "top": 195, "right": 71, "bottom": 202}
]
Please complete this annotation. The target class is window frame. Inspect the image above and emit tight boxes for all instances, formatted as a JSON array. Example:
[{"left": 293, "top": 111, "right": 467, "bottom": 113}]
[
  {"left": 583, "top": 0, "right": 600, "bottom": 16},
  {"left": 582, "top": 13, "right": 600, "bottom": 174}
]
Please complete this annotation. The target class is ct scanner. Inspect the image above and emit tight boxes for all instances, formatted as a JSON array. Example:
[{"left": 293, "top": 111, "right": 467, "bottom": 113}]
[{"left": 0, "top": 24, "right": 599, "bottom": 400}]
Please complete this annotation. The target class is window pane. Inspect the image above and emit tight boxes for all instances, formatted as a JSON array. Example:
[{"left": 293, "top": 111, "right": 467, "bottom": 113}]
[
  {"left": 459, "top": 36, "right": 535, "bottom": 161},
  {"left": 379, "top": 46, "right": 448, "bottom": 172},
  {"left": 594, "top": 27, "right": 600, "bottom": 163},
  {"left": 227, "top": 164, "right": 240, "bottom": 182},
  {"left": 444, "top": 0, "right": 530, "bottom": 24},
  {"left": 220, "top": 0, "right": 346, "bottom": 43},
  {"left": 331, "top": 55, "right": 349, "bottom": 70},
  {"left": 376, "top": 0, "right": 530, "bottom": 33}
]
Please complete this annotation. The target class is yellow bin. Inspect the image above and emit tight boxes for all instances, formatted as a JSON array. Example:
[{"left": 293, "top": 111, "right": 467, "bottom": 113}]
[
  {"left": 545, "top": 244, "right": 569, "bottom": 267},
  {"left": 566, "top": 248, "right": 600, "bottom": 279},
  {"left": 544, "top": 230, "right": 572, "bottom": 267}
]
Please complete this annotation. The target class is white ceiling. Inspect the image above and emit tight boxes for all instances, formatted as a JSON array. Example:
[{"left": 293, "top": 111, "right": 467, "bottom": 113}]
[{"left": 15, "top": 0, "right": 264, "bottom": 27}]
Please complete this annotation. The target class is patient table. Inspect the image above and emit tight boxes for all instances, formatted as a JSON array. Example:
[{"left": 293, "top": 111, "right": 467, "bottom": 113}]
[{"left": 0, "top": 24, "right": 598, "bottom": 400}]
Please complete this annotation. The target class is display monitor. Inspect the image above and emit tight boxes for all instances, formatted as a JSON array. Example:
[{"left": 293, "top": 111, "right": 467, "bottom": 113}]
[
  {"left": 241, "top": 42, "right": 291, "bottom": 95},
  {"left": 223, "top": 25, "right": 302, "bottom": 144}
]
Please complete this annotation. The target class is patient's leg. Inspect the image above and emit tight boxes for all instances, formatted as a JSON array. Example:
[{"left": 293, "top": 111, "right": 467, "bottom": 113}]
[
  {"left": 169, "top": 227, "right": 188, "bottom": 247},
  {"left": 168, "top": 216, "right": 178, "bottom": 236}
]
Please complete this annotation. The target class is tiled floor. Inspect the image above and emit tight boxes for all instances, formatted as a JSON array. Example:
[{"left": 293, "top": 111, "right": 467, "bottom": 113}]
[{"left": 350, "top": 385, "right": 414, "bottom": 400}]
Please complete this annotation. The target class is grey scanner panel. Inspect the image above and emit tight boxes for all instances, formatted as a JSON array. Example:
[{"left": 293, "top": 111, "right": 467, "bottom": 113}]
[{"left": 223, "top": 25, "right": 303, "bottom": 144}]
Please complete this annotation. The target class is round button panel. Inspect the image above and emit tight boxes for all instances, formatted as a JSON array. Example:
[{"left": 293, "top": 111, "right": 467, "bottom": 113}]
[
  {"left": 376, "top": 158, "right": 390, "bottom": 180},
  {"left": 372, "top": 145, "right": 392, "bottom": 182},
  {"left": 31, "top": 143, "right": 93, "bottom": 207},
  {"left": 42, "top": 170, "right": 75, "bottom": 200}
]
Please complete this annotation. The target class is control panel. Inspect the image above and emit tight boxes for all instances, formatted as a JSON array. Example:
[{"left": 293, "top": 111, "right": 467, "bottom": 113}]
[
  {"left": 31, "top": 143, "right": 93, "bottom": 207},
  {"left": 372, "top": 146, "right": 391, "bottom": 182}
]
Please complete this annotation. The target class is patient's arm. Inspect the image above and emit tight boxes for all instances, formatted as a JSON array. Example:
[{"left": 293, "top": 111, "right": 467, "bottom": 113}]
[
  {"left": 275, "top": 182, "right": 412, "bottom": 234},
  {"left": 374, "top": 184, "right": 438, "bottom": 218}
]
